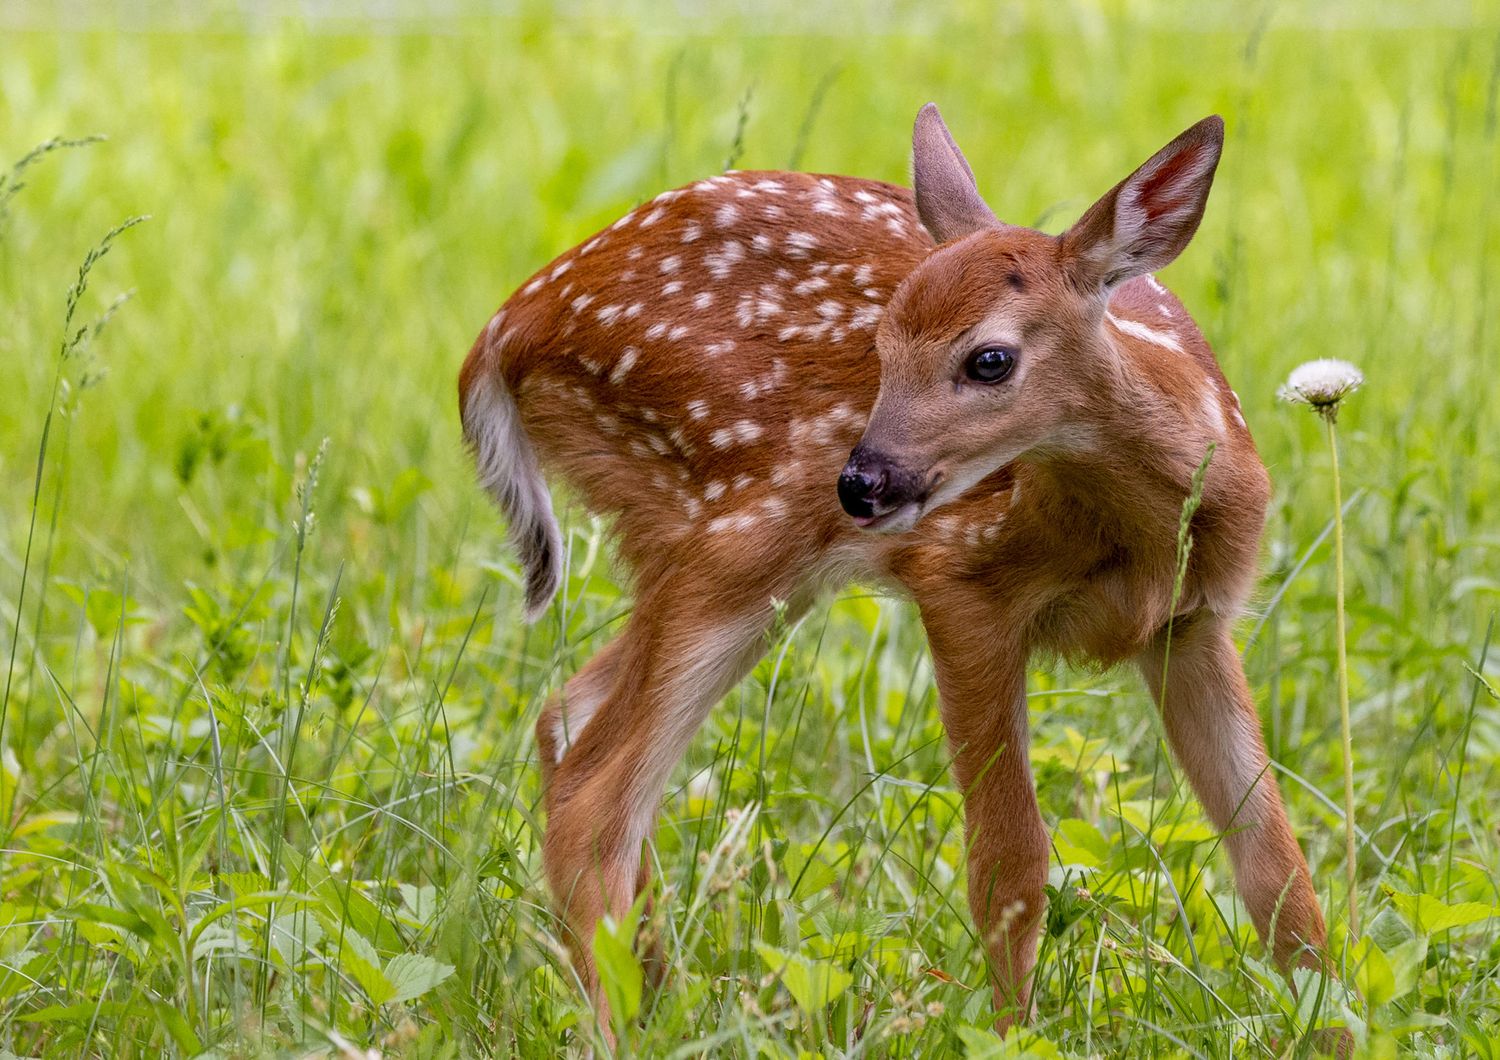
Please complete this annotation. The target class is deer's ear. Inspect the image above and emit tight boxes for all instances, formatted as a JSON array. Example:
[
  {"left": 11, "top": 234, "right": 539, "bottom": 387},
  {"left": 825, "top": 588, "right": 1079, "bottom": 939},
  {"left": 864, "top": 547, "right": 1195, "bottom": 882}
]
[
  {"left": 912, "top": 103, "right": 1001, "bottom": 245},
  {"left": 1062, "top": 115, "right": 1224, "bottom": 291}
]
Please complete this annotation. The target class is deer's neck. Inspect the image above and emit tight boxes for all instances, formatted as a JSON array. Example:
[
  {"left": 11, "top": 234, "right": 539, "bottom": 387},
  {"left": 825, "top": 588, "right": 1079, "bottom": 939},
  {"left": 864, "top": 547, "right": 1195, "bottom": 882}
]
[{"left": 1022, "top": 406, "right": 1217, "bottom": 554}]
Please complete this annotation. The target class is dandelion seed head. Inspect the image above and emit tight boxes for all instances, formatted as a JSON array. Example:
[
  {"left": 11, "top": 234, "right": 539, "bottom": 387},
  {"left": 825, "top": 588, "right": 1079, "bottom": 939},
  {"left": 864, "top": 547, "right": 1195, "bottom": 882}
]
[{"left": 1278, "top": 359, "right": 1363, "bottom": 417}]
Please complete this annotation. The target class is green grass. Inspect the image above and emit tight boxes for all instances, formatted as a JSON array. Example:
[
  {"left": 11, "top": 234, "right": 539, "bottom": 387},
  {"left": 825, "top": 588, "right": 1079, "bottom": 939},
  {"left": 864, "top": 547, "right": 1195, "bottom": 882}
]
[{"left": 2, "top": 2, "right": 1498, "bottom": 1055}]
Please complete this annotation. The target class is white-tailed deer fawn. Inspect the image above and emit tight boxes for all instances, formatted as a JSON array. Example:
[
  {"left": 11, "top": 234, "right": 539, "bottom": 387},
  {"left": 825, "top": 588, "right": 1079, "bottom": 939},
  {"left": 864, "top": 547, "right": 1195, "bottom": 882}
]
[{"left": 459, "top": 105, "right": 1329, "bottom": 1032}]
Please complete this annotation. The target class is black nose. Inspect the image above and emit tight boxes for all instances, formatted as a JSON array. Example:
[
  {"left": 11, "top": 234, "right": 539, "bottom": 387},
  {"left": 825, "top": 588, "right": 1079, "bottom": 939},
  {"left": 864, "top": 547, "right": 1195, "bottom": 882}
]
[{"left": 838, "top": 450, "right": 890, "bottom": 518}]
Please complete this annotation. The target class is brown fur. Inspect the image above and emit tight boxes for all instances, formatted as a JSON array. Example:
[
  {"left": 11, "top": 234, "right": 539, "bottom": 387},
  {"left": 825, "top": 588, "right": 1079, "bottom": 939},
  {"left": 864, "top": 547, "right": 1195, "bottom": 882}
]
[{"left": 459, "top": 111, "right": 1327, "bottom": 1037}]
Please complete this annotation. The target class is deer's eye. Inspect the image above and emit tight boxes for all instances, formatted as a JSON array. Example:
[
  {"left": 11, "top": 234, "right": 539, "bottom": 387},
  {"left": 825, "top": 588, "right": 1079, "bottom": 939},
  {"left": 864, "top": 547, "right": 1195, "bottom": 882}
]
[{"left": 964, "top": 345, "right": 1017, "bottom": 384}]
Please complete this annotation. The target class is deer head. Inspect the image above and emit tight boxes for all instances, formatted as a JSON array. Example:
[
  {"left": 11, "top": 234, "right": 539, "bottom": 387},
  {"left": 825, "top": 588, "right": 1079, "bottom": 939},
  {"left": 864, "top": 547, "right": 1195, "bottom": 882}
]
[{"left": 837, "top": 104, "right": 1224, "bottom": 532}]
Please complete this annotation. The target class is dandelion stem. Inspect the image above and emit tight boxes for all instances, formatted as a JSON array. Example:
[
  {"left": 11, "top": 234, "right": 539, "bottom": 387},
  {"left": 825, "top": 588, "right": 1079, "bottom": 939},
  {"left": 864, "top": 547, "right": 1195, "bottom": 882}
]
[{"left": 1326, "top": 413, "right": 1358, "bottom": 939}]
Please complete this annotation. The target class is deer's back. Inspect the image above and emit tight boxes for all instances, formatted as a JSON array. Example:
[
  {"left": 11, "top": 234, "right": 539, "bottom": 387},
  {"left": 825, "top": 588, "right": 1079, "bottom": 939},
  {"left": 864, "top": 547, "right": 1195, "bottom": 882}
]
[{"left": 471, "top": 171, "right": 932, "bottom": 577}]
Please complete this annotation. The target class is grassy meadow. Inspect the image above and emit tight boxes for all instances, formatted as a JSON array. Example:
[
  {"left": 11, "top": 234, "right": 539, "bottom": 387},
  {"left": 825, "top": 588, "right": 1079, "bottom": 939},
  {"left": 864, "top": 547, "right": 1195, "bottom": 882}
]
[{"left": 1, "top": 2, "right": 1498, "bottom": 1055}]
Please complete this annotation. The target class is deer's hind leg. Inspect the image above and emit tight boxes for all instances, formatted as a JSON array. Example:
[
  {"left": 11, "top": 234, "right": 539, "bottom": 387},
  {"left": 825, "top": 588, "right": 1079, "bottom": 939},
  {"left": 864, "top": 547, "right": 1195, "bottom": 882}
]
[{"left": 538, "top": 555, "right": 792, "bottom": 1027}]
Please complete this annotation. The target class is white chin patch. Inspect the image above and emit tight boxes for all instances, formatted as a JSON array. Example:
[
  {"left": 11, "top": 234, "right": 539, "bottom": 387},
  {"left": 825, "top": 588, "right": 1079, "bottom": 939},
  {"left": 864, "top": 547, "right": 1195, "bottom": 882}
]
[
  {"left": 920, "top": 456, "right": 1009, "bottom": 517},
  {"left": 872, "top": 503, "right": 923, "bottom": 534}
]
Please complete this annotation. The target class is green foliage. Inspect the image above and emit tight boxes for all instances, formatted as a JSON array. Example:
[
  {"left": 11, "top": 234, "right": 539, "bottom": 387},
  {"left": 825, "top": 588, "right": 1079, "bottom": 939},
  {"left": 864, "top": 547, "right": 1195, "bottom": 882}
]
[{"left": 1, "top": 1, "right": 1497, "bottom": 1055}]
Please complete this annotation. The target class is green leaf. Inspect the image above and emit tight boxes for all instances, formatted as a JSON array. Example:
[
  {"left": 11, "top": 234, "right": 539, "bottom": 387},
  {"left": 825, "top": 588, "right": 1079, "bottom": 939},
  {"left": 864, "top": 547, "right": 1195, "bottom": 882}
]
[
  {"left": 330, "top": 926, "right": 391, "bottom": 1005},
  {"left": 1148, "top": 818, "right": 1217, "bottom": 846},
  {"left": 398, "top": 882, "right": 438, "bottom": 926},
  {"left": 383, "top": 953, "right": 455, "bottom": 1004},
  {"left": 1387, "top": 936, "right": 1428, "bottom": 999},
  {"left": 1054, "top": 819, "right": 1109, "bottom": 868},
  {"left": 956, "top": 1024, "right": 1062, "bottom": 1058},
  {"left": 784, "top": 845, "right": 838, "bottom": 899},
  {"left": 0, "top": 950, "right": 42, "bottom": 1001},
  {"left": 60, "top": 902, "right": 159, "bottom": 943},
  {"left": 348, "top": 950, "right": 393, "bottom": 1006},
  {"left": 1354, "top": 936, "right": 1395, "bottom": 1008},
  {"left": 754, "top": 943, "right": 852, "bottom": 1015},
  {"left": 220, "top": 871, "right": 271, "bottom": 895},
  {"left": 268, "top": 910, "right": 324, "bottom": 966},
  {"left": 593, "top": 917, "right": 643, "bottom": 1025},
  {"left": 1383, "top": 887, "right": 1500, "bottom": 936}
]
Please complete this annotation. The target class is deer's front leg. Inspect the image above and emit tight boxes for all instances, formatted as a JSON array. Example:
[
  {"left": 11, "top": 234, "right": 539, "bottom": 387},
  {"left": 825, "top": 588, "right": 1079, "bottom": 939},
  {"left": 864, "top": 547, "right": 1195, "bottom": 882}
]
[
  {"left": 1137, "top": 614, "right": 1327, "bottom": 969},
  {"left": 919, "top": 595, "right": 1048, "bottom": 1030}
]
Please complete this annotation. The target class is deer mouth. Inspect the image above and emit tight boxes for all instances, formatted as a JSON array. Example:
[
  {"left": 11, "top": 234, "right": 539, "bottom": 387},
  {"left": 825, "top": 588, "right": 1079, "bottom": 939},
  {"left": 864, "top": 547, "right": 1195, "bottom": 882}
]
[
  {"left": 849, "top": 469, "right": 942, "bottom": 534},
  {"left": 850, "top": 502, "right": 921, "bottom": 533}
]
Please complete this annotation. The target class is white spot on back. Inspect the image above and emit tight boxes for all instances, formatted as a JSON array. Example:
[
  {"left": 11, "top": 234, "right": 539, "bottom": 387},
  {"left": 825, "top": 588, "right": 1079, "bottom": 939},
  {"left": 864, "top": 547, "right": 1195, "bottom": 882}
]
[
  {"left": 705, "top": 240, "right": 746, "bottom": 279},
  {"left": 610, "top": 346, "right": 640, "bottom": 385},
  {"left": 785, "top": 231, "right": 818, "bottom": 258}
]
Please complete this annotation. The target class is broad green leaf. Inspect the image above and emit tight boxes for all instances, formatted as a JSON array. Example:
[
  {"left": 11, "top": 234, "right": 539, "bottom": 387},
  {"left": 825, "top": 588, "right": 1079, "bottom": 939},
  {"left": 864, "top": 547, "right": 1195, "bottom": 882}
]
[
  {"left": 1383, "top": 887, "right": 1500, "bottom": 935},
  {"left": 383, "top": 952, "right": 455, "bottom": 1004},
  {"left": 268, "top": 910, "right": 324, "bottom": 966},
  {"left": 330, "top": 926, "right": 391, "bottom": 1005},
  {"left": 0, "top": 950, "right": 41, "bottom": 1001},
  {"left": 1149, "top": 818, "right": 1217, "bottom": 846},
  {"left": 1387, "top": 936, "right": 1428, "bottom": 999},
  {"left": 593, "top": 918, "right": 643, "bottom": 1025},
  {"left": 60, "top": 902, "right": 159, "bottom": 943},
  {"left": 956, "top": 1024, "right": 1062, "bottom": 1058},
  {"left": 784, "top": 846, "right": 837, "bottom": 899},
  {"left": 338, "top": 925, "right": 380, "bottom": 967},
  {"left": 220, "top": 871, "right": 271, "bottom": 894},
  {"left": 754, "top": 943, "right": 852, "bottom": 1015},
  {"left": 398, "top": 883, "right": 438, "bottom": 926},
  {"left": 1054, "top": 818, "right": 1109, "bottom": 867},
  {"left": 348, "top": 949, "right": 394, "bottom": 1006},
  {"left": 1353, "top": 936, "right": 1395, "bottom": 1008}
]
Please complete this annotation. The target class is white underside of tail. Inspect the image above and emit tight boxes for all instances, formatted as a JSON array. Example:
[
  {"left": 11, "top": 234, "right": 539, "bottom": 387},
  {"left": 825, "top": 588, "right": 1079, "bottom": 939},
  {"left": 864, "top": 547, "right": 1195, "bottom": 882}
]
[{"left": 462, "top": 371, "right": 563, "bottom": 622}]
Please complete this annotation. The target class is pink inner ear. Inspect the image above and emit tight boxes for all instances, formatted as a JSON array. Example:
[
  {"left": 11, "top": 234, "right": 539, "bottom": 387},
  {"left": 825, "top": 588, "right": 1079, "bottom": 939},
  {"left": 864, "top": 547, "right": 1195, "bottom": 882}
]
[{"left": 1135, "top": 144, "right": 1212, "bottom": 221}]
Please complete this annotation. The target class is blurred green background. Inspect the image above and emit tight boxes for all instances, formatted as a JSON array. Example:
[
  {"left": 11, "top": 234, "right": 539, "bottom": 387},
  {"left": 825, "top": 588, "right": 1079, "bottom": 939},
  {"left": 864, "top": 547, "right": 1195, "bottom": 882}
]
[{"left": 1, "top": 1, "right": 1496, "bottom": 1055}]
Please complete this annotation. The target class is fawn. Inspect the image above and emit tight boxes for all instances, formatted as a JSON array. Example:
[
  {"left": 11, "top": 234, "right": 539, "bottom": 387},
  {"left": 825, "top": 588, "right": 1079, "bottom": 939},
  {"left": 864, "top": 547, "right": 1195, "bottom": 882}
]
[{"left": 458, "top": 104, "right": 1329, "bottom": 1031}]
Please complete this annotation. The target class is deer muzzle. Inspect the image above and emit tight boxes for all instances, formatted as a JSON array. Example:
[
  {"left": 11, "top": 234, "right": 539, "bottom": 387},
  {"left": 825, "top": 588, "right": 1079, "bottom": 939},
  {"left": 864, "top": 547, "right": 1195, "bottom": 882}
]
[{"left": 838, "top": 444, "right": 937, "bottom": 533}]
